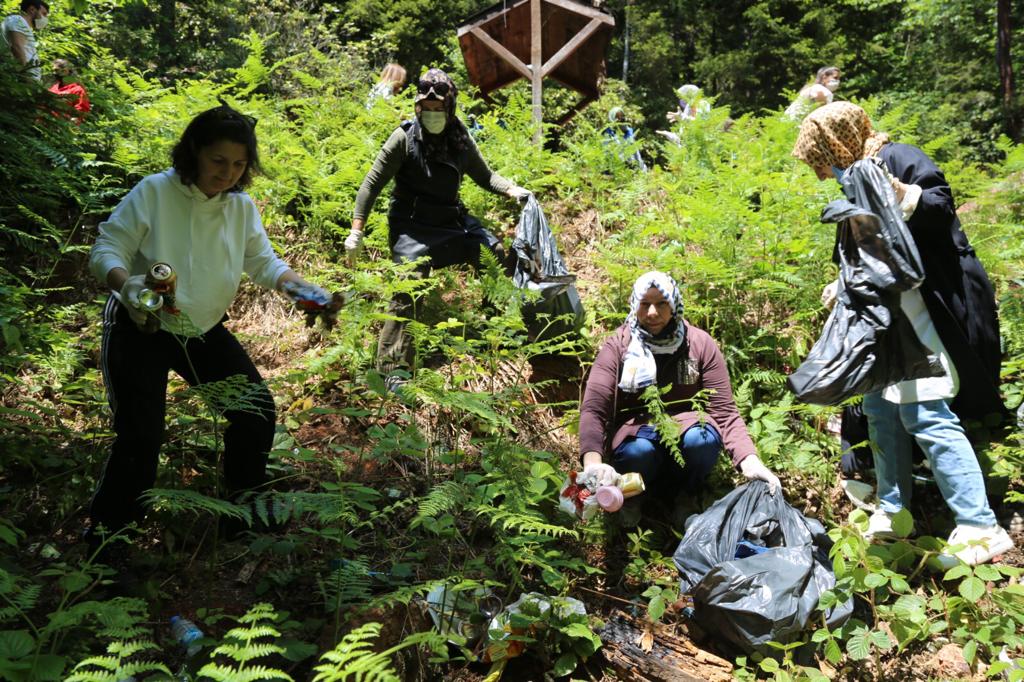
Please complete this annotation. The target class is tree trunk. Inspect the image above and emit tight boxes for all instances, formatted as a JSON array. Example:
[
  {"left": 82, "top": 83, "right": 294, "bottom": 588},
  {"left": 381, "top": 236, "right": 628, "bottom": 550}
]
[{"left": 997, "top": 0, "right": 1020, "bottom": 140}]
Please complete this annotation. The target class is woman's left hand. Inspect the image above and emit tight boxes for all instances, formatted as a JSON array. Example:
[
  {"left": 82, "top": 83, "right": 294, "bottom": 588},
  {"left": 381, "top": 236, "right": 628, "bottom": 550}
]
[
  {"left": 508, "top": 186, "right": 532, "bottom": 203},
  {"left": 739, "top": 454, "right": 782, "bottom": 495}
]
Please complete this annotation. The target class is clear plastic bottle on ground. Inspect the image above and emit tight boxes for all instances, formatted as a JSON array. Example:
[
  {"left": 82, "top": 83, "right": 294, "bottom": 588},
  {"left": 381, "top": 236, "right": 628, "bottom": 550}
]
[{"left": 169, "top": 615, "right": 203, "bottom": 657}]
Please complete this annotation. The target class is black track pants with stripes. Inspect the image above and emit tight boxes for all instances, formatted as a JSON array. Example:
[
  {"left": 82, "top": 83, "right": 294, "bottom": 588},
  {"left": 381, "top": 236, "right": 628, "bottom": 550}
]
[{"left": 91, "top": 296, "right": 276, "bottom": 532}]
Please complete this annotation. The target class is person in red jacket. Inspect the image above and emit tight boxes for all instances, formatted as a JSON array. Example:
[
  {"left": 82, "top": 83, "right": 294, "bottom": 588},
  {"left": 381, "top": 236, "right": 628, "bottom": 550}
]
[
  {"left": 48, "top": 58, "right": 90, "bottom": 122},
  {"left": 578, "top": 271, "right": 781, "bottom": 516}
]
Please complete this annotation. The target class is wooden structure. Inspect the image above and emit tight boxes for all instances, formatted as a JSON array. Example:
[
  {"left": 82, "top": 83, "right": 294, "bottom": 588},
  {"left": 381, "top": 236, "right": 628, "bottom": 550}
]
[{"left": 457, "top": 0, "right": 615, "bottom": 139}]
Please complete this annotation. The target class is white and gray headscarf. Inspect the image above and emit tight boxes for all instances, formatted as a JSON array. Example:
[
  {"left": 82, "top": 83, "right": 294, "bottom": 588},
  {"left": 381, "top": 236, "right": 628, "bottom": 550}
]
[{"left": 619, "top": 271, "right": 687, "bottom": 393}]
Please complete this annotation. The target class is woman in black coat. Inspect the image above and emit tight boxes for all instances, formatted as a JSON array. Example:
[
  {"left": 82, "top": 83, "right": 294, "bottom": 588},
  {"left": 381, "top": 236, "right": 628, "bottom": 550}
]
[{"left": 792, "top": 102, "right": 1012, "bottom": 568}]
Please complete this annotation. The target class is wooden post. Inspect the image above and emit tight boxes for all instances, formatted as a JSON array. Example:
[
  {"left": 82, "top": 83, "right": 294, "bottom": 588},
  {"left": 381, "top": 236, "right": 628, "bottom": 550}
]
[{"left": 530, "top": 0, "right": 543, "bottom": 144}]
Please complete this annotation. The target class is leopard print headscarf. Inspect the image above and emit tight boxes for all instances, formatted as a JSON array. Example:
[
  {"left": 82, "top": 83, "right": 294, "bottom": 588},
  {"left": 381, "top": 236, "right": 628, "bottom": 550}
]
[{"left": 792, "top": 102, "right": 890, "bottom": 169}]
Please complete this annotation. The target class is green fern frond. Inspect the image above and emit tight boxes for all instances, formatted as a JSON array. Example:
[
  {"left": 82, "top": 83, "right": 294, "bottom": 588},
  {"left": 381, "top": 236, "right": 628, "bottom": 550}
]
[
  {"left": 411, "top": 480, "right": 469, "bottom": 526},
  {"left": 197, "top": 664, "right": 293, "bottom": 682},
  {"left": 312, "top": 622, "right": 399, "bottom": 682},
  {"left": 197, "top": 602, "right": 293, "bottom": 681},
  {"left": 0, "top": 568, "right": 40, "bottom": 622},
  {"left": 66, "top": 638, "right": 171, "bottom": 681},
  {"left": 319, "top": 558, "right": 373, "bottom": 611},
  {"left": 480, "top": 508, "right": 578, "bottom": 538},
  {"left": 142, "top": 488, "right": 250, "bottom": 522},
  {"left": 183, "top": 372, "right": 269, "bottom": 416}
]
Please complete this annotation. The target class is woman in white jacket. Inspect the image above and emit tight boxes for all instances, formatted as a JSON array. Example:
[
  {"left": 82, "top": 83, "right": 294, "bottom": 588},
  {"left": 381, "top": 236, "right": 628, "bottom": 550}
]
[{"left": 87, "top": 103, "right": 325, "bottom": 545}]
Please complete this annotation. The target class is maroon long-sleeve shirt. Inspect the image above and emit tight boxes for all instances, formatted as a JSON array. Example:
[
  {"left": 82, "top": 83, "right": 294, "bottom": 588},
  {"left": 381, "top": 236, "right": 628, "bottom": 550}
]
[{"left": 578, "top": 322, "right": 757, "bottom": 469}]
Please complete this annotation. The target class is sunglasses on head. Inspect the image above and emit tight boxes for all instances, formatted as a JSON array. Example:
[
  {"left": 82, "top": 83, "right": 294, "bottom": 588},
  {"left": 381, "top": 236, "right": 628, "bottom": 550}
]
[
  {"left": 214, "top": 101, "right": 258, "bottom": 129},
  {"left": 417, "top": 80, "right": 451, "bottom": 98}
]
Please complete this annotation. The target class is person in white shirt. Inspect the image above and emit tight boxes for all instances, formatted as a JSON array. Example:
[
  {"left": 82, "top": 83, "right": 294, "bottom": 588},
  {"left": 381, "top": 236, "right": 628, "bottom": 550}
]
[
  {"left": 87, "top": 103, "right": 328, "bottom": 544},
  {"left": 2, "top": 0, "right": 48, "bottom": 81},
  {"left": 783, "top": 66, "right": 841, "bottom": 121}
]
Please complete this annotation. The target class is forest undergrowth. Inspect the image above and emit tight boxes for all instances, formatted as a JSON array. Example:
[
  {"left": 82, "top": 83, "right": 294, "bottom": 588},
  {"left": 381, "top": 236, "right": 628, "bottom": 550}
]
[{"left": 3, "top": 17, "right": 1024, "bottom": 682}]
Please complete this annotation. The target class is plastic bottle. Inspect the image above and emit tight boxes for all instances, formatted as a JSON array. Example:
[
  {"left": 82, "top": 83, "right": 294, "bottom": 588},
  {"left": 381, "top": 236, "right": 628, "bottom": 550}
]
[
  {"left": 595, "top": 485, "right": 624, "bottom": 512},
  {"left": 169, "top": 616, "right": 203, "bottom": 658}
]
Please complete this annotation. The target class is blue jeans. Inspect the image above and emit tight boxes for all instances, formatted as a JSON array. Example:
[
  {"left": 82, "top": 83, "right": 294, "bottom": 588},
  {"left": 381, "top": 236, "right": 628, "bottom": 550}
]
[
  {"left": 613, "top": 424, "right": 722, "bottom": 496},
  {"left": 862, "top": 392, "right": 996, "bottom": 527}
]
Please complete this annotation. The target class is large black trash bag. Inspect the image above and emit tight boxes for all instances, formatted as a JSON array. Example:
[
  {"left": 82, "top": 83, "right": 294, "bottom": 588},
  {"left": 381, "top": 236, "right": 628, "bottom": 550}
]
[
  {"left": 512, "top": 195, "right": 585, "bottom": 340},
  {"left": 787, "top": 160, "right": 943, "bottom": 405},
  {"left": 673, "top": 481, "right": 852, "bottom": 656}
]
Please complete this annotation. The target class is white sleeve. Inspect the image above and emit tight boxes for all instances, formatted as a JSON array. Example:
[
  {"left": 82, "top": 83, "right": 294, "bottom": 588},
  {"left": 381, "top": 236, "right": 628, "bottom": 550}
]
[
  {"left": 89, "top": 182, "right": 149, "bottom": 283},
  {"left": 241, "top": 199, "right": 289, "bottom": 290}
]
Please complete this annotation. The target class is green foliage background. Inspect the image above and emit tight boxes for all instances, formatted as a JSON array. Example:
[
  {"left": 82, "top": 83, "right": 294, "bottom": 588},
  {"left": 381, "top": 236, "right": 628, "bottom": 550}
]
[{"left": 1, "top": 0, "right": 1023, "bottom": 679}]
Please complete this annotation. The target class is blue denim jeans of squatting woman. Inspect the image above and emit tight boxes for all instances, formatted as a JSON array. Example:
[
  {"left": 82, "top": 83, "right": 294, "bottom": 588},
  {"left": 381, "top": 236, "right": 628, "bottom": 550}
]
[
  {"left": 612, "top": 423, "right": 722, "bottom": 496},
  {"left": 861, "top": 392, "right": 997, "bottom": 527}
]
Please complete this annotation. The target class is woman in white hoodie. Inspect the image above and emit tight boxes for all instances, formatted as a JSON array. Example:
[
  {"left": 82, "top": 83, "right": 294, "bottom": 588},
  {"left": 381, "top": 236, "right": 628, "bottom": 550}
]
[{"left": 87, "top": 103, "right": 325, "bottom": 543}]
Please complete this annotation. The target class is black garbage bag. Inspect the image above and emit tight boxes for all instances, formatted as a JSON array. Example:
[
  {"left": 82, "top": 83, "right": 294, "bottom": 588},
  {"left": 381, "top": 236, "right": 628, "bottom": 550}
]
[
  {"left": 673, "top": 481, "right": 852, "bottom": 656},
  {"left": 787, "top": 159, "right": 943, "bottom": 405},
  {"left": 512, "top": 195, "right": 585, "bottom": 340}
]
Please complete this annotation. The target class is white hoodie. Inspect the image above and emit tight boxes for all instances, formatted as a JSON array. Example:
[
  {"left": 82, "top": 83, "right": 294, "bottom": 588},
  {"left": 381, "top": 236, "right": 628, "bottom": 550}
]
[{"left": 90, "top": 169, "right": 289, "bottom": 335}]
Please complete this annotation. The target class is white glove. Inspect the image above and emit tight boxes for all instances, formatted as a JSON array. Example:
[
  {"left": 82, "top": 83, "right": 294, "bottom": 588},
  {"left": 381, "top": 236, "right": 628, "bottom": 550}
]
[
  {"left": 118, "top": 274, "right": 150, "bottom": 326},
  {"left": 739, "top": 454, "right": 782, "bottom": 495},
  {"left": 821, "top": 279, "right": 839, "bottom": 309},
  {"left": 344, "top": 229, "right": 363, "bottom": 257},
  {"left": 508, "top": 186, "right": 532, "bottom": 203},
  {"left": 666, "top": 109, "right": 683, "bottom": 124},
  {"left": 583, "top": 461, "right": 619, "bottom": 488}
]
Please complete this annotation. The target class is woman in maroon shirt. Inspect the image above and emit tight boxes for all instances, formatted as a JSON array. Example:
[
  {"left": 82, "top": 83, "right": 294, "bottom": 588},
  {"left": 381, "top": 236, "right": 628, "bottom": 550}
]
[{"left": 579, "top": 271, "right": 780, "bottom": 499}]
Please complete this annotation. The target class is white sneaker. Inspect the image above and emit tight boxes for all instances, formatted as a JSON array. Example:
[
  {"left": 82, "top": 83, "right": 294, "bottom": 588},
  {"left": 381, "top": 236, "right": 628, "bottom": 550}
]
[
  {"left": 934, "top": 524, "right": 1015, "bottom": 569},
  {"left": 863, "top": 509, "right": 913, "bottom": 541}
]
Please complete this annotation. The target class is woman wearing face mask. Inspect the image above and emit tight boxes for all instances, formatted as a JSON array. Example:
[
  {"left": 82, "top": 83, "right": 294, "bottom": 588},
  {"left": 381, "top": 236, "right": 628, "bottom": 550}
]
[
  {"left": 578, "top": 271, "right": 781, "bottom": 523},
  {"left": 346, "top": 68, "right": 530, "bottom": 386},
  {"left": 792, "top": 101, "right": 1012, "bottom": 567},
  {"left": 783, "top": 66, "right": 841, "bottom": 121}
]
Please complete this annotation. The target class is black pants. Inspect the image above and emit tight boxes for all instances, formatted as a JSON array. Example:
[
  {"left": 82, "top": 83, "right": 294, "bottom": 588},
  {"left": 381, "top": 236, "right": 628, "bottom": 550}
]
[{"left": 91, "top": 297, "right": 276, "bottom": 532}]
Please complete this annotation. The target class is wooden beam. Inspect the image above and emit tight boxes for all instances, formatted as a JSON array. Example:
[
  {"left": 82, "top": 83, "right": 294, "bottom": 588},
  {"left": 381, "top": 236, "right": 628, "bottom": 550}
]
[
  {"left": 531, "top": 0, "right": 543, "bottom": 143},
  {"left": 541, "top": 17, "right": 603, "bottom": 78},
  {"left": 468, "top": 27, "right": 533, "bottom": 80},
  {"left": 457, "top": 0, "right": 529, "bottom": 36},
  {"left": 541, "top": 0, "right": 614, "bottom": 25}
]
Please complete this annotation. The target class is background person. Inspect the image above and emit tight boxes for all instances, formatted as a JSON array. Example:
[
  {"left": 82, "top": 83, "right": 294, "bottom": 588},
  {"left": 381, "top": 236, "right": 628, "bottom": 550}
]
[
  {"left": 793, "top": 101, "right": 1012, "bottom": 567},
  {"left": 345, "top": 68, "right": 530, "bottom": 389},
  {"left": 784, "top": 65, "right": 841, "bottom": 120},
  {"left": 366, "top": 62, "right": 407, "bottom": 108},
  {"left": 48, "top": 58, "right": 90, "bottom": 121},
  {"left": 87, "top": 103, "right": 328, "bottom": 545},
  {"left": 578, "top": 271, "right": 781, "bottom": 522},
  {"left": 2, "top": 0, "right": 48, "bottom": 81}
]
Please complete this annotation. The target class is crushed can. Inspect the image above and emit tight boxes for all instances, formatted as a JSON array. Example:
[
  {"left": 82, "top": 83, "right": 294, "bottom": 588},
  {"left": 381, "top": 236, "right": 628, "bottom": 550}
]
[{"left": 136, "top": 262, "right": 177, "bottom": 334}]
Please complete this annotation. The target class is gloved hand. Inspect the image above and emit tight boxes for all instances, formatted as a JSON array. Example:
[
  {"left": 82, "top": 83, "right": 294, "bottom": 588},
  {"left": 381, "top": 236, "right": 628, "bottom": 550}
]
[
  {"left": 344, "top": 229, "right": 363, "bottom": 259},
  {"left": 666, "top": 109, "right": 683, "bottom": 124},
  {"left": 583, "top": 461, "right": 619, "bottom": 488},
  {"left": 118, "top": 274, "right": 151, "bottom": 326},
  {"left": 739, "top": 454, "right": 782, "bottom": 495},
  {"left": 508, "top": 186, "right": 532, "bottom": 203},
  {"left": 821, "top": 279, "right": 839, "bottom": 309}
]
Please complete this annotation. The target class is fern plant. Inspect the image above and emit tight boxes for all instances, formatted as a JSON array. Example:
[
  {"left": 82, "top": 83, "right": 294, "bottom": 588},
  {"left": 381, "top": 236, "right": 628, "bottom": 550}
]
[{"left": 197, "top": 602, "right": 293, "bottom": 681}]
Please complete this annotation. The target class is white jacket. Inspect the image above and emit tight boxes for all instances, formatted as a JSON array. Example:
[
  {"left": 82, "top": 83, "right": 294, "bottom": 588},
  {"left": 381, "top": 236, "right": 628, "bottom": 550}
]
[{"left": 90, "top": 169, "right": 289, "bottom": 335}]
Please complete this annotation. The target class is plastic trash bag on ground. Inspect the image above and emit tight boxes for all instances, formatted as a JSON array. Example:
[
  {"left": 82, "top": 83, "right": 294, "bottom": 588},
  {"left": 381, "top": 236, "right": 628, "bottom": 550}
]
[
  {"left": 787, "top": 159, "right": 943, "bottom": 405},
  {"left": 483, "top": 592, "right": 588, "bottom": 663},
  {"left": 672, "top": 481, "right": 852, "bottom": 656},
  {"left": 512, "top": 196, "right": 585, "bottom": 340},
  {"left": 423, "top": 583, "right": 502, "bottom": 646}
]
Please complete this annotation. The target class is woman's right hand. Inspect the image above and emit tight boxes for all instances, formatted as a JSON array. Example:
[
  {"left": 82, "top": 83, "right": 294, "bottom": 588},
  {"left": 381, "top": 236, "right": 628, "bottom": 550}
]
[
  {"left": 118, "top": 274, "right": 151, "bottom": 326},
  {"left": 583, "top": 458, "right": 619, "bottom": 488}
]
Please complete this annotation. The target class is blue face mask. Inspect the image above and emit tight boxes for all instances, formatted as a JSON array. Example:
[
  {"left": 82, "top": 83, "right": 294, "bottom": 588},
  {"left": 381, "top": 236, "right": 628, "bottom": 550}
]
[{"left": 832, "top": 166, "right": 845, "bottom": 183}]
